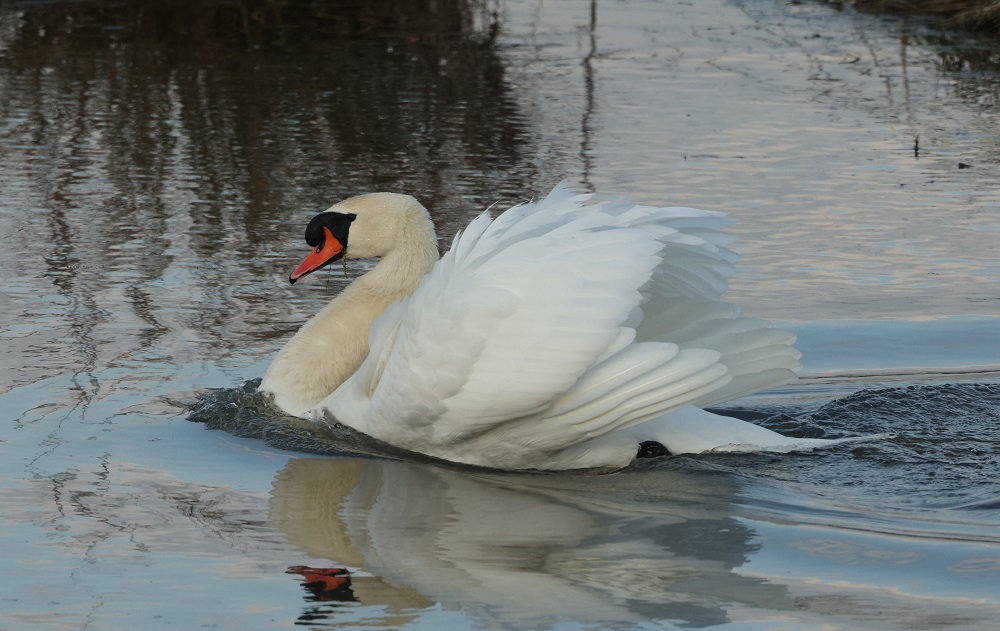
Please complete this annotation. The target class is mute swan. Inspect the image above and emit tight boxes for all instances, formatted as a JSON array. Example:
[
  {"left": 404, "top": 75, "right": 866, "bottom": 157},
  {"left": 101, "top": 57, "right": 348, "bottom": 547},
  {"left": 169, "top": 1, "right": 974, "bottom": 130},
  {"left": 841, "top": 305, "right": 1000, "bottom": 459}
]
[{"left": 260, "top": 183, "right": 838, "bottom": 470}]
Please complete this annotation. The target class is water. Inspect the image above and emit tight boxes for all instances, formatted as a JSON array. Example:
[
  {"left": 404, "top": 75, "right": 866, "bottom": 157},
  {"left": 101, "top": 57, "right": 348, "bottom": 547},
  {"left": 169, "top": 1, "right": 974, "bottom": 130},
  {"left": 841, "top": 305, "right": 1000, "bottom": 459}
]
[{"left": 2, "top": 0, "right": 999, "bottom": 628}]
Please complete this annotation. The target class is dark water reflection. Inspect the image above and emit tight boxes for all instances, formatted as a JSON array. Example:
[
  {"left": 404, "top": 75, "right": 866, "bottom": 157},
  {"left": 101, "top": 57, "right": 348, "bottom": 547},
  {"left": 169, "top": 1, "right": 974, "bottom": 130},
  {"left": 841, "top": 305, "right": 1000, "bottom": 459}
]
[
  {"left": 0, "top": 0, "right": 552, "bottom": 391},
  {"left": 1, "top": 0, "right": 532, "bottom": 219}
]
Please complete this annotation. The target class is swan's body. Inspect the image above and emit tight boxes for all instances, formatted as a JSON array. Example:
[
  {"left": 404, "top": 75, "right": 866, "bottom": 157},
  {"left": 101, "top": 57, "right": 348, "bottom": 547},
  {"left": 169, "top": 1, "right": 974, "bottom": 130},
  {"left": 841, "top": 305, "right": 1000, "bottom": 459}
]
[{"left": 260, "top": 184, "right": 835, "bottom": 470}]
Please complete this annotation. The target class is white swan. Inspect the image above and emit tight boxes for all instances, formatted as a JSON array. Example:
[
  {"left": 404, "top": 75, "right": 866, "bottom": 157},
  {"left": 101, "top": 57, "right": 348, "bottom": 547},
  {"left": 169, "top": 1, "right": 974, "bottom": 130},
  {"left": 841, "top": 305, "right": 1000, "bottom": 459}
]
[{"left": 260, "top": 183, "right": 838, "bottom": 470}]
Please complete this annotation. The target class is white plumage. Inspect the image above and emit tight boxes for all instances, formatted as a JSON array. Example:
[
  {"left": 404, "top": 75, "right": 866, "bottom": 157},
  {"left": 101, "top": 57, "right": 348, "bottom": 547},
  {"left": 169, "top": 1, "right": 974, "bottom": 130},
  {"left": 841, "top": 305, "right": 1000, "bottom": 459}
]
[{"left": 260, "top": 183, "right": 836, "bottom": 470}]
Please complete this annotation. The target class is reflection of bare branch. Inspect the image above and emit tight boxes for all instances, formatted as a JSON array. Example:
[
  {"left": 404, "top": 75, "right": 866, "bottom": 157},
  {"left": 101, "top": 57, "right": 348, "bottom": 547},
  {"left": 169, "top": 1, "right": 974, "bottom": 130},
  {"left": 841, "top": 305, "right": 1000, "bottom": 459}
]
[{"left": 2, "top": 462, "right": 278, "bottom": 560}]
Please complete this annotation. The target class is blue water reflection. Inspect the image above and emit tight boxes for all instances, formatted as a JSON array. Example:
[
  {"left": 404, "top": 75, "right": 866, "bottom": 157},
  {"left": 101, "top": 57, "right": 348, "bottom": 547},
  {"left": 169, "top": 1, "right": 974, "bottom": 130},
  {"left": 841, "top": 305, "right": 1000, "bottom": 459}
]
[{"left": 790, "top": 316, "right": 1000, "bottom": 374}]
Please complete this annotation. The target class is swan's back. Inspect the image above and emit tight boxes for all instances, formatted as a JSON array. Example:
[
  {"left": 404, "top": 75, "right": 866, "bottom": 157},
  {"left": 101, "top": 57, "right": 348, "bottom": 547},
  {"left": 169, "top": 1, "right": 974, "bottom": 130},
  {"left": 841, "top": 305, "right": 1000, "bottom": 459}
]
[{"left": 315, "top": 184, "right": 800, "bottom": 469}]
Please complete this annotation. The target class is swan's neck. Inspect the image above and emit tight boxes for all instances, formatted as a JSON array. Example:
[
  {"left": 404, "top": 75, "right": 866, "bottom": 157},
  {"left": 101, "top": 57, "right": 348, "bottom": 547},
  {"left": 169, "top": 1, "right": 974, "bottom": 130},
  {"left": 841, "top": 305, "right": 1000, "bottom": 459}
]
[{"left": 261, "top": 226, "right": 439, "bottom": 417}]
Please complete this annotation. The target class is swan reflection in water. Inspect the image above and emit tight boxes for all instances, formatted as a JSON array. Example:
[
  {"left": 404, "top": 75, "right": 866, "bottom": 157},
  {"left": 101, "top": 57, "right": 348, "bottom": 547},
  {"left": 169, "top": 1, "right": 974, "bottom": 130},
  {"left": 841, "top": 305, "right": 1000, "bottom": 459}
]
[{"left": 270, "top": 457, "right": 792, "bottom": 628}]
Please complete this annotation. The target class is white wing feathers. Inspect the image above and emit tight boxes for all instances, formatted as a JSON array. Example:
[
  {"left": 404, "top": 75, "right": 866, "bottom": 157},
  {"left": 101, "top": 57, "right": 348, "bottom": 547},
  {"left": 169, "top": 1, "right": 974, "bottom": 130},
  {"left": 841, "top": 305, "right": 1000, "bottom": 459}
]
[{"left": 320, "top": 184, "right": 799, "bottom": 462}]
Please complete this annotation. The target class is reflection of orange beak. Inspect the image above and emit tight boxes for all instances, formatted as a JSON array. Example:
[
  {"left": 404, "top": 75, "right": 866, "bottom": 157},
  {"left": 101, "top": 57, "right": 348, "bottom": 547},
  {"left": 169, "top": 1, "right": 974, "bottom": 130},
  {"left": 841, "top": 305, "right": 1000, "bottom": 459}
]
[
  {"left": 286, "top": 566, "right": 353, "bottom": 602},
  {"left": 286, "top": 565, "right": 350, "bottom": 586},
  {"left": 289, "top": 226, "right": 344, "bottom": 284}
]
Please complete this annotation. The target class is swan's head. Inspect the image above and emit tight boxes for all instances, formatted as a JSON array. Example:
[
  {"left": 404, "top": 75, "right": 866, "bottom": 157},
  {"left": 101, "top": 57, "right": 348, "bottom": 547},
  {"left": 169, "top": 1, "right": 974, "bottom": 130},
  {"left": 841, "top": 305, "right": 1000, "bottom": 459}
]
[
  {"left": 289, "top": 211, "right": 356, "bottom": 284},
  {"left": 288, "top": 192, "right": 433, "bottom": 284}
]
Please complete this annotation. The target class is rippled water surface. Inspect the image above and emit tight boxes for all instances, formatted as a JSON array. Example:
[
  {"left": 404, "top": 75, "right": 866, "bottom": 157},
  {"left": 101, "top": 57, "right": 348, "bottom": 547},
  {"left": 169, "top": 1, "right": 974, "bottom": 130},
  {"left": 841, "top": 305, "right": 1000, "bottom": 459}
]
[{"left": 2, "top": 0, "right": 999, "bottom": 629}]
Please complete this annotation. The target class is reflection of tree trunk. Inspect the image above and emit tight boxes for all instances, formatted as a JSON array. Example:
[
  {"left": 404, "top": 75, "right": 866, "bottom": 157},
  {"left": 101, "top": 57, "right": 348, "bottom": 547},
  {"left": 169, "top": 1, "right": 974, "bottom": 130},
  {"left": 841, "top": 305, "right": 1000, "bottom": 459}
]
[
  {"left": 580, "top": 0, "right": 597, "bottom": 192},
  {"left": 37, "top": 87, "right": 101, "bottom": 418}
]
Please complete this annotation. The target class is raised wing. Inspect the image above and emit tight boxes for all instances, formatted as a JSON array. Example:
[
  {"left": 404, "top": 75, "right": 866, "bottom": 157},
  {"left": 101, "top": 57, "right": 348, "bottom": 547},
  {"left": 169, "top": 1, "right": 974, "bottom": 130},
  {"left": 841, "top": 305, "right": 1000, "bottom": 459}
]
[{"left": 320, "top": 184, "right": 796, "bottom": 459}]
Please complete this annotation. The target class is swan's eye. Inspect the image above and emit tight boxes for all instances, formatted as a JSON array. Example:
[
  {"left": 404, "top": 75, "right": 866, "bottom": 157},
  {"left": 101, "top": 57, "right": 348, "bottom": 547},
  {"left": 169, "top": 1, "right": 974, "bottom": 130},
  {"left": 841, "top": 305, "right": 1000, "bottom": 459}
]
[{"left": 316, "top": 245, "right": 323, "bottom": 253}]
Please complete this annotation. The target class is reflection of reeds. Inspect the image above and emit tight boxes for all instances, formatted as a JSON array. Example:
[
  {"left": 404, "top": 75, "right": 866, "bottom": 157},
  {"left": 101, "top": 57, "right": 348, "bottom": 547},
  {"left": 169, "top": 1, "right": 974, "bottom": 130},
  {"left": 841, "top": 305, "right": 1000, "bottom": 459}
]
[{"left": 837, "top": 0, "right": 1000, "bottom": 33}]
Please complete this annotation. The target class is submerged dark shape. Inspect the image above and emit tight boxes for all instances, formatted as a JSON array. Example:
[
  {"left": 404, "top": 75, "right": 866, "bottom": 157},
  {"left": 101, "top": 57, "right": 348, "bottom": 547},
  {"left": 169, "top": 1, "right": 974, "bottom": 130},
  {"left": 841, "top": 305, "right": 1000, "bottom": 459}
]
[{"left": 636, "top": 440, "right": 671, "bottom": 459}]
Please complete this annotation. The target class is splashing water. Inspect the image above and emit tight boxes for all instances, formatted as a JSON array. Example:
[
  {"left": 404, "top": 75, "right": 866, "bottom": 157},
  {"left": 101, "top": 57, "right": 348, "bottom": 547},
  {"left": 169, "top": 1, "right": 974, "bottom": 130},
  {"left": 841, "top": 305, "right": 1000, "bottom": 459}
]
[{"left": 190, "top": 380, "right": 1000, "bottom": 513}]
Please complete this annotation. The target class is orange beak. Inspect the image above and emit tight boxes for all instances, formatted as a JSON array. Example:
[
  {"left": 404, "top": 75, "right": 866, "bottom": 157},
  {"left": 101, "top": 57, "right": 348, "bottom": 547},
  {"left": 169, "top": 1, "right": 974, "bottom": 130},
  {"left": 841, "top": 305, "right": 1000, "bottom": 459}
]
[{"left": 289, "top": 226, "right": 344, "bottom": 284}]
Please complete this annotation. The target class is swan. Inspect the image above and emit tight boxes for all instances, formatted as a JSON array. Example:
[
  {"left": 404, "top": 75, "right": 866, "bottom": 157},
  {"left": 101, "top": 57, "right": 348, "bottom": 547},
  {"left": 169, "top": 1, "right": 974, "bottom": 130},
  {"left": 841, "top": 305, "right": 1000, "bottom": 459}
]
[{"left": 259, "top": 183, "right": 839, "bottom": 470}]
